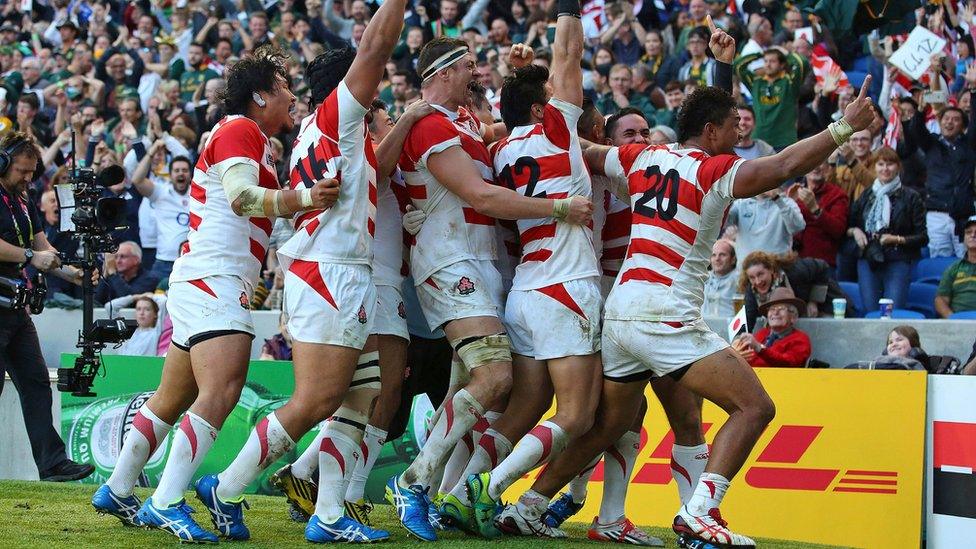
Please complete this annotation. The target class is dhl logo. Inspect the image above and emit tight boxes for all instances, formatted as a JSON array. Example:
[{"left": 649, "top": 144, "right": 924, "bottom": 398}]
[{"left": 581, "top": 424, "right": 898, "bottom": 495}]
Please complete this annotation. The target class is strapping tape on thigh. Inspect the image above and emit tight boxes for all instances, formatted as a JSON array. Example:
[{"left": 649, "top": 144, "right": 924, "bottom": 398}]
[{"left": 452, "top": 333, "right": 512, "bottom": 370}]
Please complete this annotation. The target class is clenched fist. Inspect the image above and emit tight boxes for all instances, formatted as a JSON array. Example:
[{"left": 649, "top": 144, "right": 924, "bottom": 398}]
[
  {"left": 561, "top": 195, "right": 594, "bottom": 225},
  {"left": 310, "top": 178, "right": 340, "bottom": 209}
]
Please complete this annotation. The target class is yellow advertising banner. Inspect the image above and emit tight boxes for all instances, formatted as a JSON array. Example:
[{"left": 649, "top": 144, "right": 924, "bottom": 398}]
[{"left": 505, "top": 369, "right": 927, "bottom": 549}]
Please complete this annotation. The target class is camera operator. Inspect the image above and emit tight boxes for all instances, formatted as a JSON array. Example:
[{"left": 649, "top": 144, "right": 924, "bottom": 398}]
[{"left": 0, "top": 132, "right": 94, "bottom": 481}]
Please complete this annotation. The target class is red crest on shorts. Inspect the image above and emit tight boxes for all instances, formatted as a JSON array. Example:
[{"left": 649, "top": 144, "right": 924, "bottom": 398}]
[
  {"left": 358, "top": 305, "right": 368, "bottom": 324},
  {"left": 397, "top": 301, "right": 407, "bottom": 319},
  {"left": 456, "top": 276, "right": 476, "bottom": 295},
  {"left": 239, "top": 292, "right": 250, "bottom": 310}
]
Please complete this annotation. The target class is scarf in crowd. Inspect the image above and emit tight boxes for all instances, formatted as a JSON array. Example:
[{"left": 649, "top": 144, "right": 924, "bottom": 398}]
[
  {"left": 764, "top": 326, "right": 795, "bottom": 347},
  {"left": 864, "top": 176, "right": 901, "bottom": 235}
]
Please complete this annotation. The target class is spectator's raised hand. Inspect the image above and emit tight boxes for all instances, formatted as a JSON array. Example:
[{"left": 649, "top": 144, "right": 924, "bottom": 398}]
[
  {"left": 822, "top": 65, "right": 842, "bottom": 95},
  {"left": 962, "top": 3, "right": 974, "bottom": 26},
  {"left": 509, "top": 44, "right": 534, "bottom": 69},
  {"left": 965, "top": 62, "right": 976, "bottom": 87},
  {"left": 842, "top": 75, "right": 875, "bottom": 132},
  {"left": 89, "top": 118, "right": 106, "bottom": 138},
  {"left": 706, "top": 15, "right": 735, "bottom": 64}
]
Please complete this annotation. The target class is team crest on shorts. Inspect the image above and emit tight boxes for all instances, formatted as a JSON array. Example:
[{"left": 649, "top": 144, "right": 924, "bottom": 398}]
[
  {"left": 239, "top": 292, "right": 250, "bottom": 310},
  {"left": 456, "top": 276, "right": 476, "bottom": 295},
  {"left": 358, "top": 305, "right": 368, "bottom": 324},
  {"left": 397, "top": 301, "right": 407, "bottom": 319}
]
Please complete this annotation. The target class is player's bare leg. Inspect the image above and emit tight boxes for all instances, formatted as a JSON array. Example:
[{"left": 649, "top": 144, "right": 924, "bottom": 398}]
[{"left": 652, "top": 377, "right": 708, "bottom": 505}]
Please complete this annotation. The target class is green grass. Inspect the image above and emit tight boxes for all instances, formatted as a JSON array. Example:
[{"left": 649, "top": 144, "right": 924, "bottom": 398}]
[{"left": 0, "top": 480, "right": 837, "bottom": 548}]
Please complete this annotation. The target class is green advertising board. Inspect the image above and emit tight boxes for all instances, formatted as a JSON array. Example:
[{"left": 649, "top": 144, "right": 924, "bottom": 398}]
[{"left": 59, "top": 354, "right": 433, "bottom": 500}]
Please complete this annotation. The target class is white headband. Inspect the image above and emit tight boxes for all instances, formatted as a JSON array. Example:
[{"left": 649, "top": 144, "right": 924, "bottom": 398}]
[{"left": 421, "top": 46, "right": 469, "bottom": 82}]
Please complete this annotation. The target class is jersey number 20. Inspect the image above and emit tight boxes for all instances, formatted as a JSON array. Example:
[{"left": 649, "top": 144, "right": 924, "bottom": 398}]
[{"left": 634, "top": 166, "right": 680, "bottom": 221}]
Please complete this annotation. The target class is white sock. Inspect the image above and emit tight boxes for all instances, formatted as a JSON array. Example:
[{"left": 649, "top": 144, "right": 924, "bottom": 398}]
[
  {"left": 216, "top": 411, "right": 295, "bottom": 502},
  {"left": 152, "top": 412, "right": 218, "bottom": 506},
  {"left": 488, "top": 421, "right": 568, "bottom": 500},
  {"left": 598, "top": 430, "right": 640, "bottom": 523},
  {"left": 447, "top": 427, "right": 513, "bottom": 504},
  {"left": 515, "top": 489, "right": 551, "bottom": 520},
  {"left": 671, "top": 443, "right": 709, "bottom": 506},
  {"left": 400, "top": 389, "right": 485, "bottom": 489},
  {"left": 686, "top": 472, "right": 731, "bottom": 516},
  {"left": 437, "top": 410, "right": 498, "bottom": 495},
  {"left": 314, "top": 424, "right": 363, "bottom": 524},
  {"left": 345, "top": 424, "right": 387, "bottom": 503},
  {"left": 106, "top": 406, "right": 172, "bottom": 497},
  {"left": 292, "top": 422, "right": 328, "bottom": 481},
  {"left": 568, "top": 454, "right": 601, "bottom": 504}
]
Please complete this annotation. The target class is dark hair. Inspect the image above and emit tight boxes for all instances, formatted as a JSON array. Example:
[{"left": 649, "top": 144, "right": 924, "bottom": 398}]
[
  {"left": 763, "top": 48, "right": 787, "bottom": 64},
  {"left": 216, "top": 37, "right": 233, "bottom": 49},
  {"left": 664, "top": 80, "right": 683, "bottom": 93},
  {"left": 365, "top": 99, "right": 387, "bottom": 128},
  {"left": 676, "top": 86, "right": 736, "bottom": 142},
  {"left": 305, "top": 46, "right": 356, "bottom": 107},
  {"left": 134, "top": 295, "right": 160, "bottom": 317},
  {"left": 576, "top": 98, "right": 603, "bottom": 141},
  {"left": 18, "top": 93, "right": 39, "bottom": 110},
  {"left": 890, "top": 325, "right": 921, "bottom": 349},
  {"left": 189, "top": 41, "right": 206, "bottom": 51},
  {"left": 898, "top": 96, "right": 918, "bottom": 110},
  {"left": 1, "top": 131, "right": 39, "bottom": 162},
  {"left": 605, "top": 107, "right": 646, "bottom": 139},
  {"left": 169, "top": 155, "right": 192, "bottom": 173},
  {"left": 217, "top": 45, "right": 290, "bottom": 115},
  {"left": 416, "top": 36, "right": 468, "bottom": 83},
  {"left": 499, "top": 64, "right": 549, "bottom": 131},
  {"left": 737, "top": 103, "right": 754, "bottom": 116}
]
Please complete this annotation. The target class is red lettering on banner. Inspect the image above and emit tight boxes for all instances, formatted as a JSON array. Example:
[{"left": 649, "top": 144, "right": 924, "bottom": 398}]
[
  {"left": 756, "top": 425, "right": 823, "bottom": 463},
  {"left": 745, "top": 467, "right": 839, "bottom": 490}
]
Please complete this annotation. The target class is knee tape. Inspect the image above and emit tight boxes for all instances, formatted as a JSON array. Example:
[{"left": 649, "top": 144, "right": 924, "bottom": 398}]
[
  {"left": 350, "top": 351, "right": 381, "bottom": 391},
  {"left": 452, "top": 333, "right": 512, "bottom": 371}
]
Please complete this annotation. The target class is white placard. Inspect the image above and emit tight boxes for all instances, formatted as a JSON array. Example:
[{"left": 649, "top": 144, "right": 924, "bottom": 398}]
[
  {"left": 794, "top": 26, "right": 814, "bottom": 44},
  {"left": 889, "top": 26, "right": 947, "bottom": 81}
]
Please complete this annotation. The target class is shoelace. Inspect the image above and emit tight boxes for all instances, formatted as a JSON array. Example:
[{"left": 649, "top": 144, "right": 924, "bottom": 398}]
[{"left": 707, "top": 508, "right": 728, "bottom": 528}]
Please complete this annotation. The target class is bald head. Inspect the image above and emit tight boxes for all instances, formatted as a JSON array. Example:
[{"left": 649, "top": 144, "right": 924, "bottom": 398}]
[{"left": 711, "top": 239, "right": 736, "bottom": 275}]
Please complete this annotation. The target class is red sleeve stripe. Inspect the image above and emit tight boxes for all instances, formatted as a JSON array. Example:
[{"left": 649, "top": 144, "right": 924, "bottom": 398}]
[
  {"left": 620, "top": 267, "right": 673, "bottom": 286},
  {"left": 520, "top": 222, "right": 557, "bottom": 245},
  {"left": 522, "top": 249, "right": 553, "bottom": 263},
  {"left": 463, "top": 207, "right": 495, "bottom": 226},
  {"left": 602, "top": 244, "right": 628, "bottom": 260},
  {"left": 696, "top": 154, "right": 740, "bottom": 194},
  {"left": 315, "top": 90, "right": 341, "bottom": 142},
  {"left": 250, "top": 217, "right": 273, "bottom": 237},
  {"left": 190, "top": 183, "right": 206, "bottom": 204},
  {"left": 542, "top": 104, "right": 571, "bottom": 150},
  {"left": 632, "top": 212, "right": 697, "bottom": 246},
  {"left": 627, "top": 237, "right": 685, "bottom": 270},
  {"left": 188, "top": 212, "right": 202, "bottom": 231}
]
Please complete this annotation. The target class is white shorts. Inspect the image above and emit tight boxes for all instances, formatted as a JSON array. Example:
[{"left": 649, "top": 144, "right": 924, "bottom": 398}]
[
  {"left": 372, "top": 284, "right": 409, "bottom": 341},
  {"left": 284, "top": 261, "right": 376, "bottom": 349},
  {"left": 601, "top": 318, "right": 729, "bottom": 382},
  {"left": 505, "top": 277, "right": 603, "bottom": 360},
  {"left": 168, "top": 275, "right": 255, "bottom": 350},
  {"left": 415, "top": 259, "right": 504, "bottom": 331}
]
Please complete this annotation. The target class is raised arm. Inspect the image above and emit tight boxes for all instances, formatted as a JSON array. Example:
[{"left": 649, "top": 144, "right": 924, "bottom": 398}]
[
  {"left": 343, "top": 0, "right": 409, "bottom": 106},
  {"left": 551, "top": 0, "right": 586, "bottom": 106},
  {"left": 427, "top": 146, "right": 592, "bottom": 223},
  {"left": 733, "top": 76, "right": 876, "bottom": 198}
]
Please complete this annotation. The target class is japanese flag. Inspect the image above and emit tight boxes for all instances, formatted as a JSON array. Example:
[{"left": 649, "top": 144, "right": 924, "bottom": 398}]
[{"left": 728, "top": 306, "right": 748, "bottom": 342}]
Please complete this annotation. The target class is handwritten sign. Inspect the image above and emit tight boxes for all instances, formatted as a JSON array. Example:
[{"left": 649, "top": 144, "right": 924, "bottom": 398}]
[
  {"left": 795, "top": 27, "right": 815, "bottom": 44},
  {"left": 889, "top": 26, "right": 947, "bottom": 81}
]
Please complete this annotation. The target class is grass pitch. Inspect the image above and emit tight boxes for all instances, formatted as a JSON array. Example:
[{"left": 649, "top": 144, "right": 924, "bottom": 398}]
[{"left": 0, "top": 480, "right": 841, "bottom": 548}]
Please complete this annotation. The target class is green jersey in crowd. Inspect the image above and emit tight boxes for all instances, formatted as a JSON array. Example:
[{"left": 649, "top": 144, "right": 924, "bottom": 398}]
[
  {"left": 734, "top": 50, "right": 810, "bottom": 150},
  {"left": 938, "top": 258, "right": 976, "bottom": 315}
]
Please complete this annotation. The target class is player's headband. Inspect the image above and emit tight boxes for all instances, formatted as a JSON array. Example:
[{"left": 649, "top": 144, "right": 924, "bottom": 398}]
[{"left": 421, "top": 46, "right": 469, "bottom": 82}]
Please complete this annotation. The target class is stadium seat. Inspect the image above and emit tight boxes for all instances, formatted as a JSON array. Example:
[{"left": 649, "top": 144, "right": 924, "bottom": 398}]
[
  {"left": 838, "top": 281, "right": 863, "bottom": 317},
  {"left": 913, "top": 257, "right": 957, "bottom": 283},
  {"left": 949, "top": 311, "right": 976, "bottom": 320},
  {"left": 864, "top": 309, "right": 926, "bottom": 319},
  {"left": 907, "top": 282, "right": 938, "bottom": 318}
]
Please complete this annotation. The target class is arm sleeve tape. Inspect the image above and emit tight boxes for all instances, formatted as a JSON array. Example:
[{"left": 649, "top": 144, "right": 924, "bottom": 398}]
[{"left": 221, "top": 162, "right": 269, "bottom": 216}]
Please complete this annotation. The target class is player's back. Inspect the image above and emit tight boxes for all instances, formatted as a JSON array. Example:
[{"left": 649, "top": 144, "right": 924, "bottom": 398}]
[
  {"left": 398, "top": 106, "right": 498, "bottom": 283},
  {"left": 170, "top": 115, "right": 279, "bottom": 287},
  {"left": 278, "top": 81, "right": 377, "bottom": 269},
  {"left": 491, "top": 98, "right": 598, "bottom": 291},
  {"left": 603, "top": 143, "right": 743, "bottom": 322}
]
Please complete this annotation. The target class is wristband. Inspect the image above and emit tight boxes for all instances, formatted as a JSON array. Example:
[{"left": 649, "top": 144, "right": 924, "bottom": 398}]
[
  {"left": 827, "top": 118, "right": 854, "bottom": 146},
  {"left": 299, "top": 187, "right": 313, "bottom": 208},
  {"left": 556, "top": 0, "right": 582, "bottom": 18},
  {"left": 552, "top": 197, "right": 573, "bottom": 219}
]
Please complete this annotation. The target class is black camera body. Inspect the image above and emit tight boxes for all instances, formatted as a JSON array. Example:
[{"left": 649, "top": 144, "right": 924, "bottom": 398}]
[{"left": 0, "top": 273, "right": 47, "bottom": 314}]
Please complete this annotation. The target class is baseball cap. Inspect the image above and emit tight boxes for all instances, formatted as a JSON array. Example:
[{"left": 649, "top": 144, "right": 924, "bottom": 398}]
[
  {"left": 0, "top": 22, "right": 18, "bottom": 33},
  {"left": 964, "top": 215, "right": 976, "bottom": 231}
]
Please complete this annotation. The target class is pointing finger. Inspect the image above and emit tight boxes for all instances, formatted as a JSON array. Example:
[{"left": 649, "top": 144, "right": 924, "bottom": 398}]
[
  {"left": 705, "top": 14, "right": 717, "bottom": 33},
  {"left": 857, "top": 75, "right": 872, "bottom": 101}
]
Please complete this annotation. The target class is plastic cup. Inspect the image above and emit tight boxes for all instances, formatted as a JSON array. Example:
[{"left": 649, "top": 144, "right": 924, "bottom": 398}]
[
  {"left": 832, "top": 298, "right": 847, "bottom": 319},
  {"left": 879, "top": 298, "right": 894, "bottom": 318}
]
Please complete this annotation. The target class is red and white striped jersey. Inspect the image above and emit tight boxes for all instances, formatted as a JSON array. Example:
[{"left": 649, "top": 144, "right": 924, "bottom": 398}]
[
  {"left": 603, "top": 143, "right": 744, "bottom": 322},
  {"left": 591, "top": 174, "right": 631, "bottom": 279},
  {"left": 399, "top": 105, "right": 497, "bottom": 283},
  {"left": 278, "top": 82, "right": 377, "bottom": 269},
  {"left": 373, "top": 169, "right": 410, "bottom": 288},
  {"left": 490, "top": 99, "right": 598, "bottom": 291},
  {"left": 169, "top": 115, "right": 278, "bottom": 288}
]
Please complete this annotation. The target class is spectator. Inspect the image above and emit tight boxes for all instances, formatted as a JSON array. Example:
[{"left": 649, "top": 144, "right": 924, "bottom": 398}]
[
  {"left": 260, "top": 312, "right": 294, "bottom": 360},
  {"left": 94, "top": 241, "right": 161, "bottom": 305},
  {"left": 739, "top": 251, "right": 840, "bottom": 329},
  {"left": 901, "top": 102, "right": 976, "bottom": 258},
  {"left": 789, "top": 162, "right": 850, "bottom": 269},
  {"left": 600, "top": 2, "right": 646, "bottom": 67},
  {"left": 37, "top": 187, "right": 81, "bottom": 301},
  {"left": 732, "top": 287, "right": 812, "bottom": 368},
  {"left": 179, "top": 43, "right": 219, "bottom": 103},
  {"left": 703, "top": 239, "right": 739, "bottom": 317},
  {"left": 129, "top": 144, "right": 192, "bottom": 280},
  {"left": 641, "top": 29, "right": 680, "bottom": 90},
  {"left": 105, "top": 293, "right": 168, "bottom": 357},
  {"left": 596, "top": 64, "right": 656, "bottom": 123},
  {"left": 734, "top": 46, "right": 810, "bottom": 150},
  {"left": 847, "top": 148, "right": 927, "bottom": 310},
  {"left": 832, "top": 128, "right": 875, "bottom": 203},
  {"left": 732, "top": 104, "right": 775, "bottom": 159},
  {"left": 845, "top": 325, "right": 930, "bottom": 370},
  {"left": 739, "top": 14, "right": 772, "bottom": 73},
  {"left": 488, "top": 18, "right": 513, "bottom": 50},
  {"left": 936, "top": 215, "right": 976, "bottom": 318},
  {"left": 655, "top": 80, "right": 684, "bottom": 129},
  {"left": 677, "top": 27, "right": 717, "bottom": 88},
  {"left": 647, "top": 124, "right": 676, "bottom": 145},
  {"left": 725, "top": 187, "right": 805, "bottom": 260}
]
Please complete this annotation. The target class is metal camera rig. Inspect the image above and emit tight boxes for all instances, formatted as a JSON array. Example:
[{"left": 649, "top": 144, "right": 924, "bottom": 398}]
[{"left": 54, "top": 133, "right": 135, "bottom": 397}]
